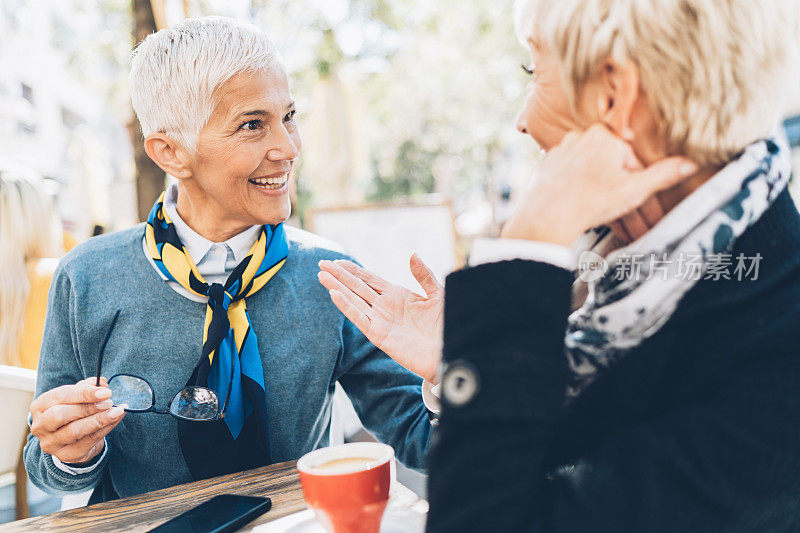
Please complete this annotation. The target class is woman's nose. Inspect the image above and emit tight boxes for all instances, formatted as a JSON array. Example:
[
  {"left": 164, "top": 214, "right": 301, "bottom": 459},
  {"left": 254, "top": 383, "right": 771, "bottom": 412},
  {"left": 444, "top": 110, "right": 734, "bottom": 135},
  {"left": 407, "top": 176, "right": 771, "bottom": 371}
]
[
  {"left": 267, "top": 131, "right": 300, "bottom": 161},
  {"left": 516, "top": 114, "right": 529, "bottom": 135}
]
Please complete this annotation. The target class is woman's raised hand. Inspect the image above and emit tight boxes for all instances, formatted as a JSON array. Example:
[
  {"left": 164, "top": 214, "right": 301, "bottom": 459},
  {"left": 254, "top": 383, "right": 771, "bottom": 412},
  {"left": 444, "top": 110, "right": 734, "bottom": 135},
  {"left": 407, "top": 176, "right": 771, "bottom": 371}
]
[
  {"left": 502, "top": 124, "right": 698, "bottom": 245},
  {"left": 29, "top": 377, "right": 125, "bottom": 465},
  {"left": 318, "top": 255, "right": 443, "bottom": 383}
]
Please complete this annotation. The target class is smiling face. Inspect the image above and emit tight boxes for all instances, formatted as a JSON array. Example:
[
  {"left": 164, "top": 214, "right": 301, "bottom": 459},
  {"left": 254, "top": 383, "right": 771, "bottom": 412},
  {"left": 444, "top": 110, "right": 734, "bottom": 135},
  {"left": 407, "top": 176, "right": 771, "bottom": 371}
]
[{"left": 176, "top": 66, "right": 301, "bottom": 240}]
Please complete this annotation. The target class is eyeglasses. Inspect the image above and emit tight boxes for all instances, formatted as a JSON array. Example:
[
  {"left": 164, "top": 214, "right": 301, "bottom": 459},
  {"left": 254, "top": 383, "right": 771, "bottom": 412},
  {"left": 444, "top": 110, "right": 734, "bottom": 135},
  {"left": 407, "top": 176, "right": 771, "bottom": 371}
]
[
  {"left": 96, "top": 310, "right": 232, "bottom": 422},
  {"left": 106, "top": 374, "right": 227, "bottom": 421}
]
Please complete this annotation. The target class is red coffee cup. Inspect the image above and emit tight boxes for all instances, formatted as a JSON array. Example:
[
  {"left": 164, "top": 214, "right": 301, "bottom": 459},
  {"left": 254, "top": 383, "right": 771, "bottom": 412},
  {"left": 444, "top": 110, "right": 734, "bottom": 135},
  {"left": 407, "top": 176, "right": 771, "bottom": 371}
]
[{"left": 297, "top": 442, "right": 394, "bottom": 533}]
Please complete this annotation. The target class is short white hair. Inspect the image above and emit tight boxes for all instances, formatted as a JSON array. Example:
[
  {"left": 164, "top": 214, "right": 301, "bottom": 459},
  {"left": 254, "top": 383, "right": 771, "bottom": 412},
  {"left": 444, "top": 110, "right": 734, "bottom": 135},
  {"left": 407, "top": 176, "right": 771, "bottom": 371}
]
[
  {"left": 130, "top": 16, "right": 282, "bottom": 153},
  {"left": 515, "top": 0, "right": 800, "bottom": 166}
]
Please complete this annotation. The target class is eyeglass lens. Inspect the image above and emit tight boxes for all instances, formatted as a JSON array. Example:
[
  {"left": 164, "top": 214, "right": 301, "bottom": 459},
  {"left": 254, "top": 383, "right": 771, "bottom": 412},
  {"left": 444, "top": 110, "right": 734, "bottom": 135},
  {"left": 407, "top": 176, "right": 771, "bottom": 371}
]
[
  {"left": 169, "top": 386, "right": 220, "bottom": 421},
  {"left": 107, "top": 375, "right": 220, "bottom": 421},
  {"left": 109, "top": 375, "right": 153, "bottom": 411}
]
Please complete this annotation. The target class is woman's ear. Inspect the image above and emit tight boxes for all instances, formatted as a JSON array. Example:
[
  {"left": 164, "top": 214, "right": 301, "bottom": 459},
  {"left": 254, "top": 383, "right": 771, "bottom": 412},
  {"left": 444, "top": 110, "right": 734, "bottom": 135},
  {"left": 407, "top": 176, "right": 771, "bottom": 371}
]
[
  {"left": 143, "top": 133, "right": 193, "bottom": 179},
  {"left": 596, "top": 57, "right": 640, "bottom": 141}
]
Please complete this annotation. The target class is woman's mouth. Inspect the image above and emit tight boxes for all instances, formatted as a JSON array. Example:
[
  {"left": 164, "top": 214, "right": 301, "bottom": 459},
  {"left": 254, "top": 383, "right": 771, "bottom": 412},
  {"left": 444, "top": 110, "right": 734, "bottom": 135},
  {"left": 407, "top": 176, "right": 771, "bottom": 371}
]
[{"left": 248, "top": 174, "right": 288, "bottom": 190}]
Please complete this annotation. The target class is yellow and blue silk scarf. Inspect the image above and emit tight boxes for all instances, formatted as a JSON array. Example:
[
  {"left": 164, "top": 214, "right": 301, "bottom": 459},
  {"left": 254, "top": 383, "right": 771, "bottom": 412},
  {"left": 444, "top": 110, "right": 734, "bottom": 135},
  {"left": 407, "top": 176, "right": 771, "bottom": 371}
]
[{"left": 144, "top": 192, "right": 288, "bottom": 478}]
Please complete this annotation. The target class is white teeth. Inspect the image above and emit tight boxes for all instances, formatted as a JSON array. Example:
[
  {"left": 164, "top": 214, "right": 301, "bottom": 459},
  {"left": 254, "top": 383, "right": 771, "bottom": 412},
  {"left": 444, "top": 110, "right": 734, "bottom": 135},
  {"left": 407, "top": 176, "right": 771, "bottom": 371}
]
[{"left": 250, "top": 174, "right": 288, "bottom": 188}]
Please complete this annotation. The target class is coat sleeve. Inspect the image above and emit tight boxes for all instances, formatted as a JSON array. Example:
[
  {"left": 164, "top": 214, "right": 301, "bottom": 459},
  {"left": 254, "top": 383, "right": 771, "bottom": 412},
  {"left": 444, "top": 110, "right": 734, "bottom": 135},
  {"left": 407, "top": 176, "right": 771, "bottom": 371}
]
[
  {"left": 426, "top": 259, "right": 800, "bottom": 532},
  {"left": 334, "top": 317, "right": 432, "bottom": 472},
  {"left": 23, "top": 263, "right": 110, "bottom": 495}
]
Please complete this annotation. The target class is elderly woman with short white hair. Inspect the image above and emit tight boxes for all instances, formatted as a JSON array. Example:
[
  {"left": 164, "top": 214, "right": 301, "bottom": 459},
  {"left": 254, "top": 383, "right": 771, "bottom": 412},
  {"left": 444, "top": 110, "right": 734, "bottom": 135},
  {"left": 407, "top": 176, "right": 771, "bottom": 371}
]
[
  {"left": 318, "top": 0, "right": 800, "bottom": 530},
  {"left": 23, "top": 17, "right": 432, "bottom": 503}
]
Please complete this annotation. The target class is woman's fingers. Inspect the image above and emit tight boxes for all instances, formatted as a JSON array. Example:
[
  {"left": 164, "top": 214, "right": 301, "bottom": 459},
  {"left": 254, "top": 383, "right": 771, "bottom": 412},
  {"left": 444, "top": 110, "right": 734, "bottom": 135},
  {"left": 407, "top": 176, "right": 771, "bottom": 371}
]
[
  {"left": 330, "top": 260, "right": 391, "bottom": 292},
  {"left": 50, "top": 406, "right": 125, "bottom": 448},
  {"left": 29, "top": 375, "right": 122, "bottom": 465},
  {"left": 633, "top": 156, "right": 698, "bottom": 200},
  {"left": 34, "top": 400, "right": 114, "bottom": 434},
  {"left": 30, "top": 379, "right": 112, "bottom": 418},
  {"left": 318, "top": 260, "right": 379, "bottom": 304},
  {"left": 410, "top": 254, "right": 441, "bottom": 296},
  {"left": 53, "top": 417, "right": 124, "bottom": 464},
  {"left": 609, "top": 156, "right": 696, "bottom": 228},
  {"left": 328, "top": 289, "right": 373, "bottom": 337},
  {"left": 318, "top": 271, "right": 373, "bottom": 317},
  {"left": 68, "top": 415, "right": 123, "bottom": 452},
  {"left": 500, "top": 124, "right": 699, "bottom": 245},
  {"left": 317, "top": 267, "right": 381, "bottom": 339}
]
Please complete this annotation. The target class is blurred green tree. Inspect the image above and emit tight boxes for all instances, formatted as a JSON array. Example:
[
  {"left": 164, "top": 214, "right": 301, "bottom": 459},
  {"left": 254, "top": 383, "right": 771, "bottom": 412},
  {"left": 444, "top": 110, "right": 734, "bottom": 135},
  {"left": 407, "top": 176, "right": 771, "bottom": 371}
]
[
  {"left": 249, "top": 0, "right": 531, "bottom": 213},
  {"left": 73, "top": 0, "right": 533, "bottom": 221}
]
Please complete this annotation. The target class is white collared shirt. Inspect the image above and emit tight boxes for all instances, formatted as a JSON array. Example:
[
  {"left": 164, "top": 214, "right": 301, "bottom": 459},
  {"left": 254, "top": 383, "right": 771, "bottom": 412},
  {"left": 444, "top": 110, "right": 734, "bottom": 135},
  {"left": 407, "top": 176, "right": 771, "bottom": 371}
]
[{"left": 142, "top": 183, "right": 263, "bottom": 302}]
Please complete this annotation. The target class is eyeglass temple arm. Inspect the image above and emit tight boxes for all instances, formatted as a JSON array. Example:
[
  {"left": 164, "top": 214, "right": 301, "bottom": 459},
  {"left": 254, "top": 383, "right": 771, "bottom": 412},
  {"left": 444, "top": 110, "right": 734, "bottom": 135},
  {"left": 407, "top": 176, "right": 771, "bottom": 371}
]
[{"left": 96, "top": 310, "right": 121, "bottom": 387}]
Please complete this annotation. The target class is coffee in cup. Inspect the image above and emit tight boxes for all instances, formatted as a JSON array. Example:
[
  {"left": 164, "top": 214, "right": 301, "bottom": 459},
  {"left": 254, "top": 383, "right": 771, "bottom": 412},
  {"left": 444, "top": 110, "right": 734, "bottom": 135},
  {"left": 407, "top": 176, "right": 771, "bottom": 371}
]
[
  {"left": 297, "top": 443, "right": 394, "bottom": 533},
  {"left": 315, "top": 457, "right": 376, "bottom": 472}
]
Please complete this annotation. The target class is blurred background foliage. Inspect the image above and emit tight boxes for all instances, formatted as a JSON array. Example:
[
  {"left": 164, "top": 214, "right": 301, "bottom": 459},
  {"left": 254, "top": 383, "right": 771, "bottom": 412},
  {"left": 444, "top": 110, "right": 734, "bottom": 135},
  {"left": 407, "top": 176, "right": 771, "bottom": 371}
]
[
  {"left": 0, "top": 0, "right": 536, "bottom": 238},
  {"left": 246, "top": 0, "right": 534, "bottom": 221},
  {"left": 2, "top": 0, "right": 796, "bottom": 240}
]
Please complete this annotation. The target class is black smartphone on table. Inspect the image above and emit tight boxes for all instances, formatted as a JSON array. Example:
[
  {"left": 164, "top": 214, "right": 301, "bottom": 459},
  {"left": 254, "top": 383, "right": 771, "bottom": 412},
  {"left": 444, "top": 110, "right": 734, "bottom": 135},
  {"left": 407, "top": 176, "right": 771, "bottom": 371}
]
[{"left": 148, "top": 494, "right": 271, "bottom": 533}]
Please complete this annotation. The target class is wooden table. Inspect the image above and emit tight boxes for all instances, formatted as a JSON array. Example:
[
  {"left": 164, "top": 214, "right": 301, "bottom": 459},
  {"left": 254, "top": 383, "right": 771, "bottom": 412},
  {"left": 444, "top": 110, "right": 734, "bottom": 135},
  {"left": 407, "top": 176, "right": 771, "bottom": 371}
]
[{"left": 2, "top": 461, "right": 307, "bottom": 532}]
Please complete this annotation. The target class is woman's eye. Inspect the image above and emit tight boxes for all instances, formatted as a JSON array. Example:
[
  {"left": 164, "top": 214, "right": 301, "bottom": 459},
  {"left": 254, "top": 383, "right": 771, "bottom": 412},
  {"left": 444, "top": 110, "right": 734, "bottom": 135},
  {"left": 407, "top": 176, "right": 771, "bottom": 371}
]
[
  {"left": 239, "top": 120, "right": 262, "bottom": 131},
  {"left": 521, "top": 63, "right": 537, "bottom": 78},
  {"left": 283, "top": 110, "right": 297, "bottom": 123}
]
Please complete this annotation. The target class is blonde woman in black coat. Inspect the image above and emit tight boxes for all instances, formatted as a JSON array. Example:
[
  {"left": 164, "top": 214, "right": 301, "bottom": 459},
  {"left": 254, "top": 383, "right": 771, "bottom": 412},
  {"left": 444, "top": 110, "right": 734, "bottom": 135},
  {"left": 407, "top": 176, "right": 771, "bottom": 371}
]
[{"left": 319, "top": 0, "right": 800, "bottom": 530}]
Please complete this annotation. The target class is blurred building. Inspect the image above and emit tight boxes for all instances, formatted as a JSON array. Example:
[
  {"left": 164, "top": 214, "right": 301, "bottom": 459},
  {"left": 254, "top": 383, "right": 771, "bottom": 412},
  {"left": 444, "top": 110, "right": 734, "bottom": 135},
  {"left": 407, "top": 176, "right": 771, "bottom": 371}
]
[{"left": 0, "top": 0, "right": 135, "bottom": 239}]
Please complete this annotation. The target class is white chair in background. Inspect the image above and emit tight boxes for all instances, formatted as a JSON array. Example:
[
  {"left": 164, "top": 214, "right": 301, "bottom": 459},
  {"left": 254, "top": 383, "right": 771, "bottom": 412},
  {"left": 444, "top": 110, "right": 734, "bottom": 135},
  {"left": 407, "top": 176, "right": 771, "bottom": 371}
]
[{"left": 0, "top": 365, "right": 36, "bottom": 520}]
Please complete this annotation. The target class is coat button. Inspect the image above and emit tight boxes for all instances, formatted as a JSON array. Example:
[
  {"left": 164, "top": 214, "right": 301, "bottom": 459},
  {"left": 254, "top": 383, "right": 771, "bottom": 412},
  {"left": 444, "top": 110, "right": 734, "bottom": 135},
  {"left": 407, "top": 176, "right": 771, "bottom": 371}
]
[{"left": 442, "top": 360, "right": 480, "bottom": 407}]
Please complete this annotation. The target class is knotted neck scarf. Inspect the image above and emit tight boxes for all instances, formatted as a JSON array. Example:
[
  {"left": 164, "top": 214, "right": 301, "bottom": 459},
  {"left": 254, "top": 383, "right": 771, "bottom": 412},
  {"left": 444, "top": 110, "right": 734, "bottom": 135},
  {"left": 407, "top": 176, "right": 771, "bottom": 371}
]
[
  {"left": 144, "top": 192, "right": 288, "bottom": 479},
  {"left": 565, "top": 134, "right": 792, "bottom": 401}
]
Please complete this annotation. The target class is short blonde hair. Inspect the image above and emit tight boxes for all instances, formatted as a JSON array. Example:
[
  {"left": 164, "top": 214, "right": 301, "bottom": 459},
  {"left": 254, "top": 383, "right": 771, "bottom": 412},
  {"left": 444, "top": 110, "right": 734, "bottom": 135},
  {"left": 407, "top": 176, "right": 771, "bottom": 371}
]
[
  {"left": 515, "top": 0, "right": 800, "bottom": 166},
  {"left": 130, "top": 16, "right": 282, "bottom": 153}
]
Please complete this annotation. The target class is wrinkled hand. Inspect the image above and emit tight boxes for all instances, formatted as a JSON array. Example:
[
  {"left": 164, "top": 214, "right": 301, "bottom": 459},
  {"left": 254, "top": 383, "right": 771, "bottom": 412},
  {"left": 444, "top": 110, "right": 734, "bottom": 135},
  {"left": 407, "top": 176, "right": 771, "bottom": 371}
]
[
  {"left": 501, "top": 124, "right": 697, "bottom": 246},
  {"left": 318, "top": 255, "right": 443, "bottom": 383},
  {"left": 29, "top": 377, "right": 125, "bottom": 466}
]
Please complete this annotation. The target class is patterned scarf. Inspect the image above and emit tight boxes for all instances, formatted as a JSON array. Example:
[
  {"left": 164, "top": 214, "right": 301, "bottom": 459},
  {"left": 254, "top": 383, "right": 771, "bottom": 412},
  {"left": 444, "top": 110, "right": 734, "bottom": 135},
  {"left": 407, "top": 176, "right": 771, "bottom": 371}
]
[
  {"left": 565, "top": 134, "right": 792, "bottom": 400},
  {"left": 144, "top": 192, "right": 288, "bottom": 478}
]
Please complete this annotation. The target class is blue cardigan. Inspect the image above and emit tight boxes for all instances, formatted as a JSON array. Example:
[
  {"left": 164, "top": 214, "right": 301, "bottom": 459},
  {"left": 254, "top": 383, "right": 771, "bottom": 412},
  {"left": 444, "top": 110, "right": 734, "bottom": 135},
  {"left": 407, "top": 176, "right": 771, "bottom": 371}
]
[
  {"left": 429, "top": 189, "right": 800, "bottom": 531},
  {"left": 24, "top": 225, "right": 431, "bottom": 499}
]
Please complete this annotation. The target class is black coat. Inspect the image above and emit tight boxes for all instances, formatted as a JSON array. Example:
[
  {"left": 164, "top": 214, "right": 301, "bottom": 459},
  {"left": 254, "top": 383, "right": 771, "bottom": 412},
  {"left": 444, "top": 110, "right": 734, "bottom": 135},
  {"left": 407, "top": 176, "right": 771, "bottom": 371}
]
[{"left": 427, "top": 189, "right": 800, "bottom": 532}]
